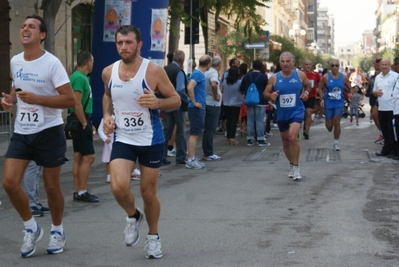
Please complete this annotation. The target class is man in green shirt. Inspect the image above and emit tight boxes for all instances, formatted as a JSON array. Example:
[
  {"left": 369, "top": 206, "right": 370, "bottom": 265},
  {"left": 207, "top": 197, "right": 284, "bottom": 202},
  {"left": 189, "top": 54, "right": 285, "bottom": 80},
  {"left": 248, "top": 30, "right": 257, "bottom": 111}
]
[{"left": 69, "top": 50, "right": 98, "bottom": 202}]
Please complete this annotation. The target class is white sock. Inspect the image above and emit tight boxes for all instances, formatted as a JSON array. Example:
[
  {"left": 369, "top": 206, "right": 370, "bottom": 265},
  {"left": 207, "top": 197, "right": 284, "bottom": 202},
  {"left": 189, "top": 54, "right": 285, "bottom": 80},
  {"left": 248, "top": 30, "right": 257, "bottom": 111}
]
[
  {"left": 23, "top": 217, "right": 37, "bottom": 232},
  {"left": 334, "top": 140, "right": 339, "bottom": 144},
  {"left": 51, "top": 224, "right": 63, "bottom": 234},
  {"left": 188, "top": 157, "right": 195, "bottom": 162},
  {"left": 107, "top": 174, "right": 111, "bottom": 179},
  {"left": 78, "top": 190, "right": 87, "bottom": 196}
]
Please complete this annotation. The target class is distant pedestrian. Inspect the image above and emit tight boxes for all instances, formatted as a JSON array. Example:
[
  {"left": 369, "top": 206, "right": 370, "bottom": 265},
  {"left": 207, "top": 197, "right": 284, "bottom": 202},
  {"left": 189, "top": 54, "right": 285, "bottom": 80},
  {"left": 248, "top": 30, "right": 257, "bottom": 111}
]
[{"left": 349, "top": 86, "right": 364, "bottom": 125}]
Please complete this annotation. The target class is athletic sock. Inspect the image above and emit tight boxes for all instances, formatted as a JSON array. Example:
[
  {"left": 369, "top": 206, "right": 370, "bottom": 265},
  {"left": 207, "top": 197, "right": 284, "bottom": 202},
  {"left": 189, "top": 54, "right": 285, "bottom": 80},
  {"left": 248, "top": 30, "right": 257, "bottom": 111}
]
[
  {"left": 129, "top": 209, "right": 141, "bottom": 221},
  {"left": 51, "top": 224, "right": 64, "bottom": 234},
  {"left": 23, "top": 217, "right": 37, "bottom": 232}
]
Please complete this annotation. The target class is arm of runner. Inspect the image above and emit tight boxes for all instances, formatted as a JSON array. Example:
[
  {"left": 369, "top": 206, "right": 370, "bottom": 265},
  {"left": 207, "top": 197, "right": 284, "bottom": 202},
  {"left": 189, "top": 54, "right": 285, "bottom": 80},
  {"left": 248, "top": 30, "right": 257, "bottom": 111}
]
[
  {"left": 138, "top": 62, "right": 180, "bottom": 111},
  {"left": 263, "top": 74, "right": 278, "bottom": 102},
  {"left": 101, "top": 64, "right": 115, "bottom": 136}
]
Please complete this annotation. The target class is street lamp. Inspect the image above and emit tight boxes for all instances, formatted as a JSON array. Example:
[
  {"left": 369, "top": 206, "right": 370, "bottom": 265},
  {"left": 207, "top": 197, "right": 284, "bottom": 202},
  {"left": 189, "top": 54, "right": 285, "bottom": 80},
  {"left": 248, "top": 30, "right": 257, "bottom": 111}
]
[
  {"left": 289, "top": 23, "right": 306, "bottom": 45},
  {"left": 309, "top": 41, "right": 319, "bottom": 55}
]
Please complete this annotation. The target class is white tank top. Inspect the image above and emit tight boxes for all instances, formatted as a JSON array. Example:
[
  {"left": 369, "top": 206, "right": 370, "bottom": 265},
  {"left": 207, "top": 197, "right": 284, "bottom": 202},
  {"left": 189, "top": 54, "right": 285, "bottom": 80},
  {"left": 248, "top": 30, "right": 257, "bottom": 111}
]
[{"left": 108, "top": 59, "right": 164, "bottom": 146}]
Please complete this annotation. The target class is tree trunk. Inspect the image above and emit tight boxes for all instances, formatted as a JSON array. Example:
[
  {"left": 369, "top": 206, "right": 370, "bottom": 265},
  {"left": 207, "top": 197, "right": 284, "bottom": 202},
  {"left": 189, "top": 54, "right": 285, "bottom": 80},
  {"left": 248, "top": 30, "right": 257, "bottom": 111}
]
[
  {"left": 167, "top": 0, "right": 185, "bottom": 53},
  {"left": 41, "top": 0, "right": 63, "bottom": 54},
  {"left": 199, "top": 6, "right": 208, "bottom": 54}
]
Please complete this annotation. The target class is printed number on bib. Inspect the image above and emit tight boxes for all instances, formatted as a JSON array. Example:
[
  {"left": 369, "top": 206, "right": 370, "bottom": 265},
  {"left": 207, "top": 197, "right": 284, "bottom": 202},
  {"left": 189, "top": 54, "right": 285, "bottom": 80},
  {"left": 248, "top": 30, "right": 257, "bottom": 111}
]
[
  {"left": 17, "top": 105, "right": 44, "bottom": 129},
  {"left": 118, "top": 111, "right": 147, "bottom": 132},
  {"left": 328, "top": 90, "right": 341, "bottom": 100},
  {"left": 279, "top": 94, "right": 296, "bottom": 108}
]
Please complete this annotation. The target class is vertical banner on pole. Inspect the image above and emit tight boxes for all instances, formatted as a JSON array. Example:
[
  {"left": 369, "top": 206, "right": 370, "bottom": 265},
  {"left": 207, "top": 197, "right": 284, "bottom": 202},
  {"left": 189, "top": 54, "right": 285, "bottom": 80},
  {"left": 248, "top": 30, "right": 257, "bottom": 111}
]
[{"left": 90, "top": 0, "right": 170, "bottom": 128}]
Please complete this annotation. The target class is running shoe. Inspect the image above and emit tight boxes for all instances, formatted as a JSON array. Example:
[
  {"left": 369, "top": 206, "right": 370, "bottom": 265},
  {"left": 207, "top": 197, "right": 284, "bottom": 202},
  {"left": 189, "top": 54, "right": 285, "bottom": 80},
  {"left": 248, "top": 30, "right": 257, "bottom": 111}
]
[
  {"left": 37, "top": 203, "right": 50, "bottom": 213},
  {"left": 297, "top": 133, "right": 302, "bottom": 141},
  {"left": 257, "top": 140, "right": 271, "bottom": 146},
  {"left": 124, "top": 208, "right": 143, "bottom": 246},
  {"left": 30, "top": 206, "right": 44, "bottom": 217},
  {"left": 131, "top": 169, "right": 141, "bottom": 180},
  {"left": 293, "top": 167, "right": 302, "bottom": 181},
  {"left": 288, "top": 165, "right": 294, "bottom": 178},
  {"left": 185, "top": 158, "right": 205, "bottom": 169},
  {"left": 20, "top": 223, "right": 44, "bottom": 257},
  {"left": 303, "top": 130, "right": 309, "bottom": 140},
  {"left": 374, "top": 135, "right": 384, "bottom": 144},
  {"left": 167, "top": 148, "right": 176, "bottom": 157},
  {"left": 247, "top": 139, "right": 253, "bottom": 146},
  {"left": 333, "top": 143, "right": 340, "bottom": 151},
  {"left": 202, "top": 154, "right": 221, "bottom": 161},
  {"left": 46, "top": 231, "right": 66, "bottom": 254},
  {"left": 144, "top": 235, "right": 163, "bottom": 259}
]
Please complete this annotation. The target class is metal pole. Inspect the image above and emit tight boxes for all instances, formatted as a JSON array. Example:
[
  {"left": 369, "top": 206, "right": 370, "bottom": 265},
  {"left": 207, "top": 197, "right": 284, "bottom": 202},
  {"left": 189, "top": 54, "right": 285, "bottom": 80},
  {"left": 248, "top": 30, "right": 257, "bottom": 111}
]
[{"left": 189, "top": 0, "right": 193, "bottom": 61}]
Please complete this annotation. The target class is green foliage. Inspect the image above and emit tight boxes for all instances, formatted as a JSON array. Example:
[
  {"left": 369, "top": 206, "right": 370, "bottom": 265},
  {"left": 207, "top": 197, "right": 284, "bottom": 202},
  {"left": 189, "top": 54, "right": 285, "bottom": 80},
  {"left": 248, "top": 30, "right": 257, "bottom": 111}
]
[
  {"left": 220, "top": 0, "right": 270, "bottom": 39},
  {"left": 214, "top": 26, "right": 268, "bottom": 63}
]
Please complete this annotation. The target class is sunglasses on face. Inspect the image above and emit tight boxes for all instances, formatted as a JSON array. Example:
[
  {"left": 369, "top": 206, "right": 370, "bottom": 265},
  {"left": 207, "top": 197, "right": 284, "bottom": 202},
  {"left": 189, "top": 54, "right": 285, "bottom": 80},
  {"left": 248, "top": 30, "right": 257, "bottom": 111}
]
[{"left": 330, "top": 64, "right": 339, "bottom": 67}]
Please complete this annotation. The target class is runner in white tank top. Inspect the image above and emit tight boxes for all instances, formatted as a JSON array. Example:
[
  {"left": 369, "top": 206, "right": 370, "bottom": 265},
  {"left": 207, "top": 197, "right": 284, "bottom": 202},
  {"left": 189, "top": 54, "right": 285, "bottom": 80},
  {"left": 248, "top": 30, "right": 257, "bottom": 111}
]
[{"left": 101, "top": 25, "right": 180, "bottom": 259}]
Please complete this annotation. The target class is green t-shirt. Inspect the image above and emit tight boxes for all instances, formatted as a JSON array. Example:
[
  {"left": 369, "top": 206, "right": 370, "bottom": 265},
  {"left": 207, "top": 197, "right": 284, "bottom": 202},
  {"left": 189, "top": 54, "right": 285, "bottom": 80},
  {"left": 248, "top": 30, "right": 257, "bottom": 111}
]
[{"left": 68, "top": 70, "right": 93, "bottom": 115}]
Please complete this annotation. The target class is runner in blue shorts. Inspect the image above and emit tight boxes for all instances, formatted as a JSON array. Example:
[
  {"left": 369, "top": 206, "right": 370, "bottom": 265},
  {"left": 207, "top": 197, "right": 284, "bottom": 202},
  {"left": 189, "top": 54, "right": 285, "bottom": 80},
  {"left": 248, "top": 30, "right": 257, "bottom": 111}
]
[
  {"left": 102, "top": 25, "right": 180, "bottom": 259},
  {"left": 318, "top": 59, "right": 352, "bottom": 151},
  {"left": 264, "top": 51, "right": 311, "bottom": 181}
]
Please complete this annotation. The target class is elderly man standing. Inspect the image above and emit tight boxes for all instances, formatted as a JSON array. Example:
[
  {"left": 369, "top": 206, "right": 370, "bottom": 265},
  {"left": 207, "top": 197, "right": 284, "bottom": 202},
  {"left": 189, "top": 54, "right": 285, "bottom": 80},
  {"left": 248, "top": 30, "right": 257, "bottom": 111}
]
[
  {"left": 162, "top": 50, "right": 189, "bottom": 165},
  {"left": 202, "top": 56, "right": 223, "bottom": 161},
  {"left": 373, "top": 58, "right": 399, "bottom": 158}
]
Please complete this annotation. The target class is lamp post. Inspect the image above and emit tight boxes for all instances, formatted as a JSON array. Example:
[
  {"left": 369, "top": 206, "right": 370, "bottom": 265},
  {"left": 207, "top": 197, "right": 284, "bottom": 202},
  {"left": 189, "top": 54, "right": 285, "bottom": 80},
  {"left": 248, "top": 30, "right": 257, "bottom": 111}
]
[
  {"left": 289, "top": 23, "right": 306, "bottom": 46},
  {"left": 309, "top": 41, "right": 319, "bottom": 55}
]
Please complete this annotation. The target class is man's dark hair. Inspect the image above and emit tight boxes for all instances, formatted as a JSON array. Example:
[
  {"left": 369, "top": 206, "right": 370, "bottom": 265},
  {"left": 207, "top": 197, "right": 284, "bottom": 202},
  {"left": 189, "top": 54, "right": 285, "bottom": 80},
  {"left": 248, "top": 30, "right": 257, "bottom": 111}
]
[
  {"left": 76, "top": 50, "right": 92, "bottom": 67},
  {"left": 394, "top": 57, "right": 399, "bottom": 66},
  {"left": 226, "top": 66, "right": 239, "bottom": 85},
  {"left": 115, "top": 25, "right": 142, "bottom": 43},
  {"left": 229, "top": 58, "right": 239, "bottom": 67},
  {"left": 239, "top": 63, "right": 248, "bottom": 78},
  {"left": 26, "top": 14, "right": 47, "bottom": 43},
  {"left": 252, "top": 60, "right": 263, "bottom": 71}
]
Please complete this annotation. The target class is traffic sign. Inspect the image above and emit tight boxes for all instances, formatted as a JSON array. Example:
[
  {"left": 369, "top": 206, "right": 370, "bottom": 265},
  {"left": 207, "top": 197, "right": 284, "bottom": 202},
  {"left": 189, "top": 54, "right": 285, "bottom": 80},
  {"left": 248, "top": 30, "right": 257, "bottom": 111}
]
[{"left": 243, "top": 42, "right": 265, "bottom": 49}]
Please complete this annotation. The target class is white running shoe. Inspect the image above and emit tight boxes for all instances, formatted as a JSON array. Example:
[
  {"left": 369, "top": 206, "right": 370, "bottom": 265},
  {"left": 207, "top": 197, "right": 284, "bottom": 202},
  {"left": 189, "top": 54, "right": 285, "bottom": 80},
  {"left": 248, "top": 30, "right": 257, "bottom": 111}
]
[
  {"left": 46, "top": 231, "right": 66, "bottom": 254},
  {"left": 185, "top": 158, "right": 205, "bottom": 169},
  {"left": 144, "top": 235, "right": 163, "bottom": 259},
  {"left": 202, "top": 154, "right": 221, "bottom": 161},
  {"left": 131, "top": 169, "right": 141, "bottom": 180},
  {"left": 20, "top": 223, "right": 44, "bottom": 257},
  {"left": 167, "top": 148, "right": 176, "bottom": 157},
  {"left": 288, "top": 165, "right": 294, "bottom": 178},
  {"left": 124, "top": 208, "right": 143, "bottom": 246},
  {"left": 333, "top": 143, "right": 340, "bottom": 151},
  {"left": 293, "top": 167, "right": 302, "bottom": 181}
]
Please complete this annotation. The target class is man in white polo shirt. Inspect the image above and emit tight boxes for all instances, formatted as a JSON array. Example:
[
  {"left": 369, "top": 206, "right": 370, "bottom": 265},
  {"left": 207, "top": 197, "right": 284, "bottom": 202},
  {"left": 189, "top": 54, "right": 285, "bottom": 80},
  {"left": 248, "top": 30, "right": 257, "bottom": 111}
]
[{"left": 373, "top": 58, "right": 399, "bottom": 158}]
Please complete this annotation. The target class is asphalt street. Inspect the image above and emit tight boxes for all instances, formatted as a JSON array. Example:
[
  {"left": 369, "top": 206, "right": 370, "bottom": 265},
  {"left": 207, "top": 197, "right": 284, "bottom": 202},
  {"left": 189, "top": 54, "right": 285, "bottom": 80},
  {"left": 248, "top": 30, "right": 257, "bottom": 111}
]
[{"left": 0, "top": 103, "right": 398, "bottom": 267}]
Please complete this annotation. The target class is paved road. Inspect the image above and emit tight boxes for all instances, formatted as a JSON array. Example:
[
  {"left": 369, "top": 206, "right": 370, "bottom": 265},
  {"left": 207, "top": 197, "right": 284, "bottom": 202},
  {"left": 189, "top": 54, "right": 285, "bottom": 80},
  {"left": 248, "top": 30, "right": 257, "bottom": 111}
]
[{"left": 0, "top": 104, "right": 398, "bottom": 267}]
